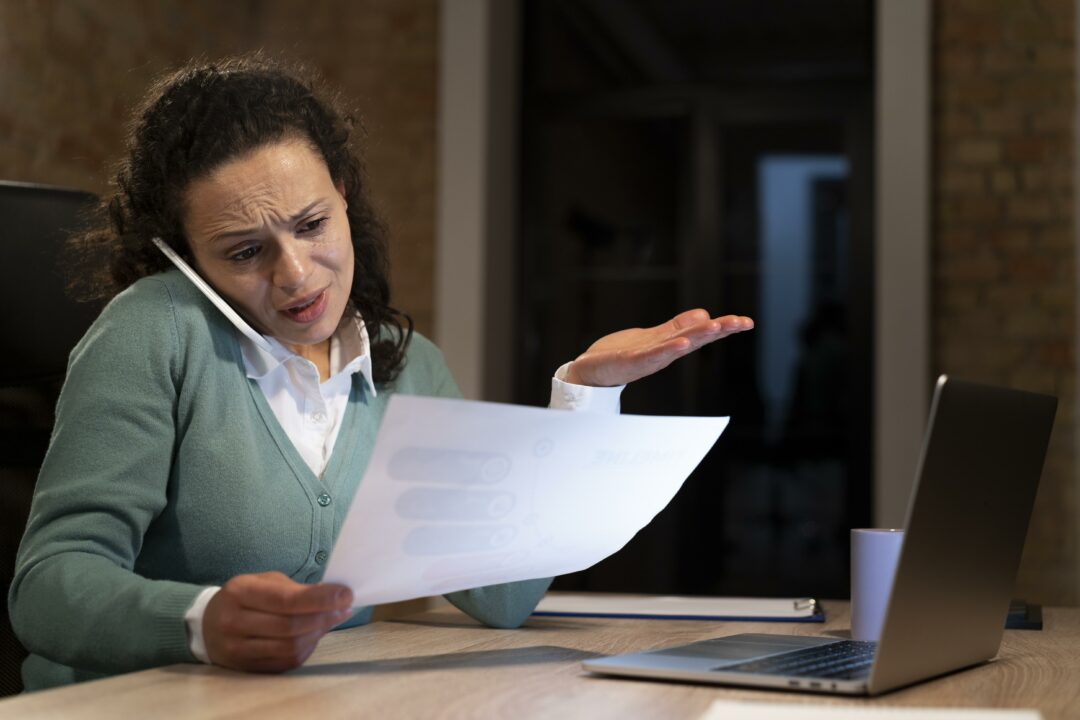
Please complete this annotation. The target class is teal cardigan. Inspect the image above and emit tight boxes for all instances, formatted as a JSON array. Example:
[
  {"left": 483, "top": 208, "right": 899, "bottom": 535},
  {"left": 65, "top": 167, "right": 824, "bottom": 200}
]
[{"left": 9, "top": 270, "right": 551, "bottom": 691}]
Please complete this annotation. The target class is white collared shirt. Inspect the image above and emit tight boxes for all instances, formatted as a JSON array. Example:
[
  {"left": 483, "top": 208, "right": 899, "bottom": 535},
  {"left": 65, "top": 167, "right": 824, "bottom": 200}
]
[
  {"left": 184, "top": 311, "right": 624, "bottom": 663},
  {"left": 238, "top": 312, "right": 377, "bottom": 477}
]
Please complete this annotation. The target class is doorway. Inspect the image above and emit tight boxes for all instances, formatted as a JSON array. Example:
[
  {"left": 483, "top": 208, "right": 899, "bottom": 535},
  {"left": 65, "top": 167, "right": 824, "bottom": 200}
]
[{"left": 515, "top": 0, "right": 875, "bottom": 598}]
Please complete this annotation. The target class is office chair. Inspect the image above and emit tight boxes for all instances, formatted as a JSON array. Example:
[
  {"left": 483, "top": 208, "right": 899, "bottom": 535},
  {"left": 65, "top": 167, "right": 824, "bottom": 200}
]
[{"left": 0, "top": 181, "right": 101, "bottom": 696}]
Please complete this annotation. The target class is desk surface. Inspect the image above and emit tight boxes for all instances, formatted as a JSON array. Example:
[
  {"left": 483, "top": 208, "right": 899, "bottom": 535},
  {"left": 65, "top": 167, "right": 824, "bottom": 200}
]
[{"left": 1, "top": 600, "right": 1077, "bottom": 719}]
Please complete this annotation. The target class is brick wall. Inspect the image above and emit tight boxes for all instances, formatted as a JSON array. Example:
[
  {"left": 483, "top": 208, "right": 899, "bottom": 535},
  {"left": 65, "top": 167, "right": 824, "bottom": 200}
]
[
  {"left": 0, "top": 0, "right": 438, "bottom": 335},
  {"left": 934, "top": 0, "right": 1077, "bottom": 604}
]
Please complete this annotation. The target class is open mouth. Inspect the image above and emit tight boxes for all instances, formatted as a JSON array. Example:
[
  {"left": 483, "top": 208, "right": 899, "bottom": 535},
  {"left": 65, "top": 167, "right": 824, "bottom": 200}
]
[{"left": 283, "top": 289, "right": 328, "bottom": 323}]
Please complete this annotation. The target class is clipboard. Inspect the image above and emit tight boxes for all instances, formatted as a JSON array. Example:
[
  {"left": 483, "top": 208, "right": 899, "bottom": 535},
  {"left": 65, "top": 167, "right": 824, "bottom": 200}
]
[
  {"left": 532, "top": 593, "right": 825, "bottom": 623},
  {"left": 1006, "top": 600, "right": 1042, "bottom": 630}
]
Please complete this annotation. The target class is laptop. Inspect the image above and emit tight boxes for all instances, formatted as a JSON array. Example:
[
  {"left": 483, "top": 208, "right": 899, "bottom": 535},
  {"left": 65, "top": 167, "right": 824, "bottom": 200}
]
[{"left": 582, "top": 375, "right": 1057, "bottom": 696}]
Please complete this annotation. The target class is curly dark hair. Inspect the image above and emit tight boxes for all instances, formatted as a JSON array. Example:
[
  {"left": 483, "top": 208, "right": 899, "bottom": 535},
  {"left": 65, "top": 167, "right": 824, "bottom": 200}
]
[{"left": 67, "top": 54, "right": 412, "bottom": 383}]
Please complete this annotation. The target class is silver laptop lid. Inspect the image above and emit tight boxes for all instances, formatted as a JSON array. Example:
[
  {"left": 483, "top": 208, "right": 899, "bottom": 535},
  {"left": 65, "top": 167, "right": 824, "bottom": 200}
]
[{"left": 869, "top": 375, "right": 1056, "bottom": 694}]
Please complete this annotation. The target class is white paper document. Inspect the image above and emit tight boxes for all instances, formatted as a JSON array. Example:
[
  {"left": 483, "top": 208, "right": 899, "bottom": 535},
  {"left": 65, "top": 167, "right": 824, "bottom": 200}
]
[{"left": 323, "top": 395, "right": 729, "bottom": 607}]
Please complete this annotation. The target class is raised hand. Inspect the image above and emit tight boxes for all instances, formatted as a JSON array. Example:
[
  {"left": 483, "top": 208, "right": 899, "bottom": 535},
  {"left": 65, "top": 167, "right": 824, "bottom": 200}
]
[
  {"left": 203, "top": 571, "right": 354, "bottom": 672},
  {"left": 563, "top": 309, "right": 754, "bottom": 387}
]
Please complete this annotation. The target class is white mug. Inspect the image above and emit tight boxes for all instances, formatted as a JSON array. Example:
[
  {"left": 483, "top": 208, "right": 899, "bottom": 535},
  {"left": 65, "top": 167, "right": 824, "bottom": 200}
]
[{"left": 850, "top": 528, "right": 904, "bottom": 642}]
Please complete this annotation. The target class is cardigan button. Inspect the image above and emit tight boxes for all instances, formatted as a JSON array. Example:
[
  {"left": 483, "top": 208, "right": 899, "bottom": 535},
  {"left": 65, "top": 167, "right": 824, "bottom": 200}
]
[
  {"left": 317, "top": 493, "right": 332, "bottom": 507},
  {"left": 315, "top": 551, "right": 328, "bottom": 565}
]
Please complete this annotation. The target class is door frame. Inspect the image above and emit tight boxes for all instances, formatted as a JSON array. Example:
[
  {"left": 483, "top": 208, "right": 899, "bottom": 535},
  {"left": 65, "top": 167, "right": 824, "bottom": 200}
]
[{"left": 435, "top": 0, "right": 932, "bottom": 526}]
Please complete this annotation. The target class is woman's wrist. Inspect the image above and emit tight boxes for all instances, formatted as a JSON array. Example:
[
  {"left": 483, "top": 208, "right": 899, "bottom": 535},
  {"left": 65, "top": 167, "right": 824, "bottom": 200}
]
[{"left": 184, "top": 586, "right": 221, "bottom": 664}]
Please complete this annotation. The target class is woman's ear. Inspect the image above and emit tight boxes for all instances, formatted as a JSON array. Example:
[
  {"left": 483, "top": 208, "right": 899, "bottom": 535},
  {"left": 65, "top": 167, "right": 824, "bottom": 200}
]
[{"left": 336, "top": 180, "right": 348, "bottom": 209}]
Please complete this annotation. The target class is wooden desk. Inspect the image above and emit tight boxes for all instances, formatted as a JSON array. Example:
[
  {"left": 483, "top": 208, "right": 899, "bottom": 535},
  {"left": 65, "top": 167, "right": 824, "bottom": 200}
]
[{"left": 1, "top": 601, "right": 1077, "bottom": 719}]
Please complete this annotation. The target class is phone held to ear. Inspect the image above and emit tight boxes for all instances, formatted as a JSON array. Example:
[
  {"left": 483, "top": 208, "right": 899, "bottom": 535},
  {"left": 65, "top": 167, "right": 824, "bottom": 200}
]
[{"left": 151, "top": 237, "right": 275, "bottom": 354}]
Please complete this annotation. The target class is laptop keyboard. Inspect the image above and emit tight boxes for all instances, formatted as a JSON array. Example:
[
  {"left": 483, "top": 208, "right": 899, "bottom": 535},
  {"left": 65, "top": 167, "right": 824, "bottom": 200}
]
[{"left": 717, "top": 640, "right": 877, "bottom": 680}]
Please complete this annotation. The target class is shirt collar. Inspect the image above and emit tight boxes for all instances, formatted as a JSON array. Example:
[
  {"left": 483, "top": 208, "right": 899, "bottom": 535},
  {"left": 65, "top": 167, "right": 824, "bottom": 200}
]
[{"left": 235, "top": 311, "right": 377, "bottom": 397}]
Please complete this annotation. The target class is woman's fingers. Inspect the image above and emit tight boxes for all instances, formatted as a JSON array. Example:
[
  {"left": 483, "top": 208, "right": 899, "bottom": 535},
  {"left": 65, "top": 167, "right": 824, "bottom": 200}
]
[
  {"left": 671, "top": 314, "right": 754, "bottom": 338},
  {"left": 217, "top": 604, "right": 353, "bottom": 639},
  {"left": 226, "top": 572, "right": 353, "bottom": 615},
  {"left": 616, "top": 322, "right": 750, "bottom": 377},
  {"left": 668, "top": 308, "right": 712, "bottom": 329},
  {"left": 568, "top": 310, "right": 754, "bottom": 387},
  {"left": 204, "top": 572, "right": 355, "bottom": 672},
  {"left": 667, "top": 315, "right": 754, "bottom": 349}
]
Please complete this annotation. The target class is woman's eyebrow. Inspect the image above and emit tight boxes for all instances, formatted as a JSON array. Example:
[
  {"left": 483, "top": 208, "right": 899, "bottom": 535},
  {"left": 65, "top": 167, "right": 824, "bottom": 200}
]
[{"left": 209, "top": 200, "right": 327, "bottom": 243}]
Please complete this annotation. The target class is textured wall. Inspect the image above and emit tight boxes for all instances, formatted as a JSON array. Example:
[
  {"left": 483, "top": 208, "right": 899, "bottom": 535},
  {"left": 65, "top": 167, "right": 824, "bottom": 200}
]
[
  {"left": 933, "top": 0, "right": 1077, "bottom": 603},
  {"left": 0, "top": 0, "right": 438, "bottom": 335}
]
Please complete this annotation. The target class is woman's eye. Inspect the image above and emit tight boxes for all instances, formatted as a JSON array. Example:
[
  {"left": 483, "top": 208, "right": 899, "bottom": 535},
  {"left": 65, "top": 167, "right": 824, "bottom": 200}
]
[
  {"left": 299, "top": 217, "right": 328, "bottom": 234},
  {"left": 229, "top": 246, "right": 260, "bottom": 263}
]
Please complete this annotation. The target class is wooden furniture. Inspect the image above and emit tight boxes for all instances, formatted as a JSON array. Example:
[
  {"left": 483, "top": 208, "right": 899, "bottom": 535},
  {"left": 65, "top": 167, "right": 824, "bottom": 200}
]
[{"left": 1, "top": 601, "right": 1076, "bottom": 718}]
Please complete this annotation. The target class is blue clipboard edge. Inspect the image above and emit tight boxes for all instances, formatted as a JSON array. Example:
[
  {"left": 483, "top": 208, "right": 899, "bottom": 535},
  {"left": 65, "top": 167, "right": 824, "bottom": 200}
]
[{"left": 531, "top": 610, "right": 826, "bottom": 623}]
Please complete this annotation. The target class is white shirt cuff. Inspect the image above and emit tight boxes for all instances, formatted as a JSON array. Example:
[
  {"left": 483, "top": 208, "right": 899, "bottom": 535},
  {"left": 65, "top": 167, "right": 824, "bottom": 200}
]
[
  {"left": 184, "top": 586, "right": 221, "bottom": 664},
  {"left": 550, "top": 362, "right": 625, "bottom": 413}
]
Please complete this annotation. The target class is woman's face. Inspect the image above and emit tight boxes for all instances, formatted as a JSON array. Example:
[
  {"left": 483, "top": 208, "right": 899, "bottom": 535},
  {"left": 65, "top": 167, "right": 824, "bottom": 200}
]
[{"left": 183, "top": 139, "right": 354, "bottom": 352}]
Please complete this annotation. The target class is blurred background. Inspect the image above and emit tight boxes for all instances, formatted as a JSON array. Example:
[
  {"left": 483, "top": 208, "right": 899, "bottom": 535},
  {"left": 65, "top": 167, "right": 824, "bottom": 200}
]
[{"left": 0, "top": 0, "right": 1075, "bottom": 625}]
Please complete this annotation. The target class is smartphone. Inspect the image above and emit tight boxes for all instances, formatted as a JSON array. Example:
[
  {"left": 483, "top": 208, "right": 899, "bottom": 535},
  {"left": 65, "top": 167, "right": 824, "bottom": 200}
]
[{"left": 151, "top": 237, "right": 274, "bottom": 353}]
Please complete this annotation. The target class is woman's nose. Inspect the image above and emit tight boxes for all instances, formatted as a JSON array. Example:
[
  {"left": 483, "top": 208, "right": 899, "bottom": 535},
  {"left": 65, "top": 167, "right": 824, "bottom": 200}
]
[{"left": 272, "top": 239, "right": 311, "bottom": 290}]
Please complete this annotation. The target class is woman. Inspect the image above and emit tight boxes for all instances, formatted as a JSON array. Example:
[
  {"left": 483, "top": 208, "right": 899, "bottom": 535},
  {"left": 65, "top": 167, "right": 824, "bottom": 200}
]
[{"left": 9, "top": 55, "right": 752, "bottom": 690}]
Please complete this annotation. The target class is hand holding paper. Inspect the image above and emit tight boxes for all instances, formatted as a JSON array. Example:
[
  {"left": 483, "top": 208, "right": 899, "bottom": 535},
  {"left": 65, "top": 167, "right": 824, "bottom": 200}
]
[{"left": 323, "top": 396, "right": 728, "bottom": 607}]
